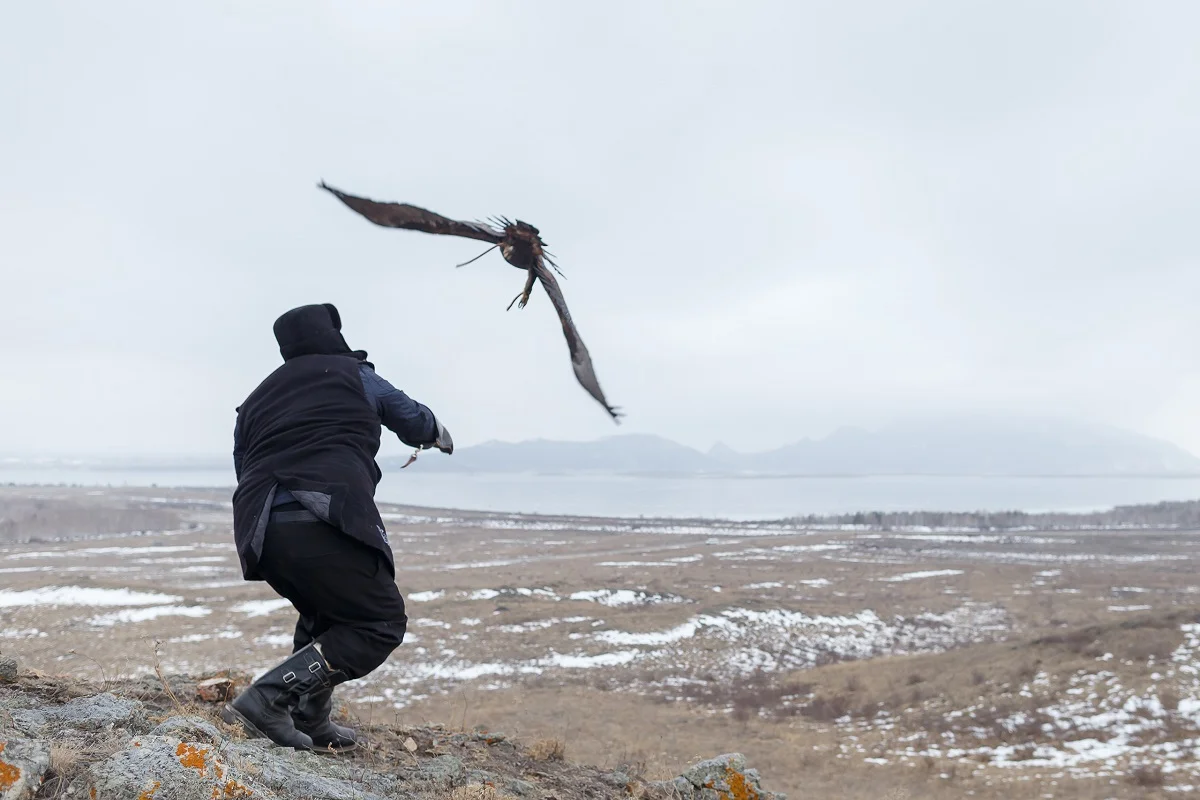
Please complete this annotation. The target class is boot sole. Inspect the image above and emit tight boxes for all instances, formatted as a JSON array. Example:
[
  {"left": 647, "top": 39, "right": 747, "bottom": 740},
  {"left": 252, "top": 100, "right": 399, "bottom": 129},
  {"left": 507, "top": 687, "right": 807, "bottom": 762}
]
[{"left": 295, "top": 725, "right": 359, "bottom": 755}]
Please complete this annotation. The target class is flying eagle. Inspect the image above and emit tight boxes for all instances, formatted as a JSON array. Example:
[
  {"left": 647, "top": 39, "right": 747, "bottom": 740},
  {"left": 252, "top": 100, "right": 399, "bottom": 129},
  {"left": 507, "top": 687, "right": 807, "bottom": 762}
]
[{"left": 318, "top": 181, "right": 621, "bottom": 422}]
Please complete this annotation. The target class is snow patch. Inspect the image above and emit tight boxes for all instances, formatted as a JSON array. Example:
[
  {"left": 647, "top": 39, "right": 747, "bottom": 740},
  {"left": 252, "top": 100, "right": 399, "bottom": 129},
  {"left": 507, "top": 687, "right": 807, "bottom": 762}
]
[
  {"left": 230, "top": 599, "right": 293, "bottom": 616},
  {"left": 88, "top": 605, "right": 212, "bottom": 626},
  {"left": 569, "top": 589, "right": 685, "bottom": 607},
  {"left": 880, "top": 570, "right": 965, "bottom": 583},
  {"left": 0, "top": 586, "right": 182, "bottom": 607}
]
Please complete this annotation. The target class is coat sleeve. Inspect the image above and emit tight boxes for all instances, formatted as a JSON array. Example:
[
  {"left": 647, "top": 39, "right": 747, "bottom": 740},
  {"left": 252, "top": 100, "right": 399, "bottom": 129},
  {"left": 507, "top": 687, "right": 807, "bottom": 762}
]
[
  {"left": 232, "top": 411, "right": 245, "bottom": 481},
  {"left": 359, "top": 364, "right": 439, "bottom": 448}
]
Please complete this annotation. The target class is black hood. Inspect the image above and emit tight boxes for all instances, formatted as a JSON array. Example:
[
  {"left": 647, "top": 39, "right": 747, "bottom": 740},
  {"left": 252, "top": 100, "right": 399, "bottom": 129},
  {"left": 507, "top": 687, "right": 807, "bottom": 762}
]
[{"left": 272, "top": 303, "right": 366, "bottom": 361}]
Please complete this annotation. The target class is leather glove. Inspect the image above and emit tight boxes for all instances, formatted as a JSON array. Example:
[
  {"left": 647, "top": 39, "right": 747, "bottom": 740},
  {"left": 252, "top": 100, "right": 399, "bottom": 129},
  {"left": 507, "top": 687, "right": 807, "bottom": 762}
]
[{"left": 428, "top": 418, "right": 454, "bottom": 455}]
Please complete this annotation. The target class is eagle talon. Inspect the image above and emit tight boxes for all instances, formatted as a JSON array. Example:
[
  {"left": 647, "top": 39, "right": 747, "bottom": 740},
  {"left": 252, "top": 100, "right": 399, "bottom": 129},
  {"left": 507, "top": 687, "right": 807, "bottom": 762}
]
[{"left": 507, "top": 292, "right": 529, "bottom": 311}]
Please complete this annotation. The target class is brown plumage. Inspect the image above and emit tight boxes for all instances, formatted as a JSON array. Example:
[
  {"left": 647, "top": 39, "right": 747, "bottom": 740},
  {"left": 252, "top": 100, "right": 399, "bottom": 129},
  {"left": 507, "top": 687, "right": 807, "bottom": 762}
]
[{"left": 318, "top": 181, "right": 621, "bottom": 423}]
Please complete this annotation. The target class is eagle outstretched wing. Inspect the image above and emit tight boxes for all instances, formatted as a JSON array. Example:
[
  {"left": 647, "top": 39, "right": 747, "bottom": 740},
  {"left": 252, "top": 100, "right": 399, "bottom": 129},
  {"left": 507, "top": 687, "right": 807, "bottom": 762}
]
[
  {"left": 319, "top": 180, "right": 622, "bottom": 422},
  {"left": 318, "top": 181, "right": 504, "bottom": 244},
  {"left": 532, "top": 259, "right": 622, "bottom": 422}
]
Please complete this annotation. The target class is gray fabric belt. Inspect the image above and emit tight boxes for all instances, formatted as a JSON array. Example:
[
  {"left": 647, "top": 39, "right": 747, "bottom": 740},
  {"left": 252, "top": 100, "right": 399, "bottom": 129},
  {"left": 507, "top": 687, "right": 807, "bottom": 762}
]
[{"left": 269, "top": 508, "right": 321, "bottom": 524}]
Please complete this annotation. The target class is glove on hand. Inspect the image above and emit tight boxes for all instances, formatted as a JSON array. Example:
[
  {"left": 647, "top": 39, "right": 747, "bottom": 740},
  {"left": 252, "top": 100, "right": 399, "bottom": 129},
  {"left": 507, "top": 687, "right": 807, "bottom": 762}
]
[{"left": 429, "top": 418, "right": 453, "bottom": 455}]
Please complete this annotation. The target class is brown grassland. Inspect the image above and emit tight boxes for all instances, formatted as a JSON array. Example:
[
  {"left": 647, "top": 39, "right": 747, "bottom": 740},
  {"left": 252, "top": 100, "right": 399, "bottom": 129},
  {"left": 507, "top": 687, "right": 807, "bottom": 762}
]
[{"left": 4, "top": 485, "right": 1200, "bottom": 798}]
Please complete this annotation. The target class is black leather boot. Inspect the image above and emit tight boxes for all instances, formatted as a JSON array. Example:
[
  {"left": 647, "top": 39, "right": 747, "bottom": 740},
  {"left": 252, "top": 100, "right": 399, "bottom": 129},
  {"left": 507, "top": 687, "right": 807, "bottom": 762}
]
[
  {"left": 221, "top": 643, "right": 337, "bottom": 750},
  {"left": 293, "top": 686, "right": 358, "bottom": 754}
]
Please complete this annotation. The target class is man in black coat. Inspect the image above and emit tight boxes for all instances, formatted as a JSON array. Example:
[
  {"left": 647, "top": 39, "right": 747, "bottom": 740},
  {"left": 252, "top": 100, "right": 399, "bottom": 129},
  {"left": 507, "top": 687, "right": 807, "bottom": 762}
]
[{"left": 222, "top": 303, "right": 452, "bottom": 752}]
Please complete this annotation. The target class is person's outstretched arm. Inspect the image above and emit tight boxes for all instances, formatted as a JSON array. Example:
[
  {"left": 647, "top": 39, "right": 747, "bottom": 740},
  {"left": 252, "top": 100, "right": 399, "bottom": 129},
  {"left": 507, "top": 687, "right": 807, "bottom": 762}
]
[{"left": 360, "top": 364, "right": 453, "bottom": 452}]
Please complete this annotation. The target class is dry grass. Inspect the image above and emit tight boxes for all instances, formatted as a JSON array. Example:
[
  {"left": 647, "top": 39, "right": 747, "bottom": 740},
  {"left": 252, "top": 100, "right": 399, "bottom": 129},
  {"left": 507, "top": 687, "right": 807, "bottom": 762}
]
[
  {"left": 750, "top": 607, "right": 1200, "bottom": 726},
  {"left": 448, "top": 785, "right": 518, "bottom": 800},
  {"left": 33, "top": 735, "right": 125, "bottom": 799},
  {"left": 1128, "top": 763, "right": 1167, "bottom": 788},
  {"left": 404, "top": 607, "right": 1200, "bottom": 799},
  {"left": 37, "top": 742, "right": 87, "bottom": 798},
  {"left": 48, "top": 743, "right": 83, "bottom": 775},
  {"left": 527, "top": 738, "right": 566, "bottom": 762}
]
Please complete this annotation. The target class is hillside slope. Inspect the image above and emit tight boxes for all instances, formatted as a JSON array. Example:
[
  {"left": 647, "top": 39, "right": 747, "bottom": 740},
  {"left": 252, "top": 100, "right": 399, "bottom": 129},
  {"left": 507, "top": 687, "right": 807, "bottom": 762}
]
[{"left": 0, "top": 663, "right": 783, "bottom": 800}]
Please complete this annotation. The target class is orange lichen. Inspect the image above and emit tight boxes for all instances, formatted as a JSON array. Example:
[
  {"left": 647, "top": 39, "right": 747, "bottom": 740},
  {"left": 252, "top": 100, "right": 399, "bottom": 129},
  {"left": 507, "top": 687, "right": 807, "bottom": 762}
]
[
  {"left": 176, "top": 742, "right": 210, "bottom": 773},
  {"left": 724, "top": 768, "right": 760, "bottom": 800},
  {"left": 211, "top": 779, "right": 254, "bottom": 798},
  {"left": 91, "top": 787, "right": 98, "bottom": 800},
  {"left": 0, "top": 743, "right": 20, "bottom": 793},
  {"left": 137, "top": 779, "right": 162, "bottom": 800},
  {"left": 704, "top": 767, "right": 760, "bottom": 800},
  {"left": 0, "top": 759, "right": 20, "bottom": 793}
]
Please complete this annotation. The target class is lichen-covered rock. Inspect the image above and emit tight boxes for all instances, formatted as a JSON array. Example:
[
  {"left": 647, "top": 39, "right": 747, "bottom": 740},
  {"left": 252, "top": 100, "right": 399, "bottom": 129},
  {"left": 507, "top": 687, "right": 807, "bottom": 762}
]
[
  {"left": 466, "top": 769, "right": 498, "bottom": 785},
  {"left": 6, "top": 711, "right": 46, "bottom": 739},
  {"left": 0, "top": 738, "right": 51, "bottom": 800},
  {"left": 418, "top": 754, "right": 464, "bottom": 783},
  {"left": 89, "top": 733, "right": 409, "bottom": 800},
  {"left": 681, "top": 753, "right": 748, "bottom": 788},
  {"left": 2, "top": 681, "right": 785, "bottom": 800},
  {"left": 89, "top": 735, "right": 255, "bottom": 800},
  {"left": 602, "top": 769, "right": 632, "bottom": 787},
  {"left": 150, "top": 716, "right": 226, "bottom": 745},
  {"left": 743, "top": 768, "right": 768, "bottom": 788},
  {"left": 666, "top": 776, "right": 696, "bottom": 797},
  {"left": 661, "top": 753, "right": 785, "bottom": 800},
  {"left": 46, "top": 693, "right": 148, "bottom": 734},
  {"left": 503, "top": 777, "right": 538, "bottom": 796},
  {"left": 0, "top": 658, "right": 18, "bottom": 684},
  {"left": 220, "top": 739, "right": 401, "bottom": 799}
]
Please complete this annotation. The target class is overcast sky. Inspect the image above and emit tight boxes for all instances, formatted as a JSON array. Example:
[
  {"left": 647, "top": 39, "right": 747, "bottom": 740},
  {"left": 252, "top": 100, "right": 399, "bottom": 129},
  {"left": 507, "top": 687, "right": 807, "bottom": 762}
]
[{"left": 3, "top": 1, "right": 1198, "bottom": 459}]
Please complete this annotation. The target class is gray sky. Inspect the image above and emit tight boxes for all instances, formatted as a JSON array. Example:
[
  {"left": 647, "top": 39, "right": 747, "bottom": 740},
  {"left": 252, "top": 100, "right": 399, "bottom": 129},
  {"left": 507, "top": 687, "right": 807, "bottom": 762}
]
[{"left": 3, "top": 1, "right": 1198, "bottom": 459}]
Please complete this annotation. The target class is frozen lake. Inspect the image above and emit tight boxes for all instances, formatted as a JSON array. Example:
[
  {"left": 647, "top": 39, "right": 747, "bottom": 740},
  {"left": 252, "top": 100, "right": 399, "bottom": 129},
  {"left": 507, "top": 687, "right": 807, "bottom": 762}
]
[{"left": 3, "top": 467, "right": 1200, "bottom": 520}]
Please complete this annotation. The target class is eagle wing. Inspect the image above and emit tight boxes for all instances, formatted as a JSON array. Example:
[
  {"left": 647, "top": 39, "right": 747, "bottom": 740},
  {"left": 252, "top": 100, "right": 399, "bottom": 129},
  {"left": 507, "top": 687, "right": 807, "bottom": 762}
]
[
  {"left": 533, "top": 259, "right": 622, "bottom": 422},
  {"left": 319, "top": 181, "right": 504, "bottom": 244}
]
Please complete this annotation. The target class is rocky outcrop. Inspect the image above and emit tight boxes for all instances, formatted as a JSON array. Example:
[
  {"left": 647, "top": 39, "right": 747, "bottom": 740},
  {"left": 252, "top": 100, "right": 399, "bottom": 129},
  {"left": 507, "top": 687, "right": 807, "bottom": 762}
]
[
  {"left": 87, "top": 735, "right": 403, "bottom": 800},
  {"left": 0, "top": 739, "right": 50, "bottom": 800},
  {"left": 661, "top": 753, "right": 776, "bottom": 799},
  {"left": 0, "top": 666, "right": 784, "bottom": 800}
]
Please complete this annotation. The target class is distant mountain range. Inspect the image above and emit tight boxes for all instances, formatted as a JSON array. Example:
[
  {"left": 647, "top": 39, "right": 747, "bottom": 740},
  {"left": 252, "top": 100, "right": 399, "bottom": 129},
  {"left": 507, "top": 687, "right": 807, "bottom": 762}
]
[
  {"left": 379, "top": 419, "right": 1200, "bottom": 477},
  {"left": 6, "top": 418, "right": 1197, "bottom": 478}
]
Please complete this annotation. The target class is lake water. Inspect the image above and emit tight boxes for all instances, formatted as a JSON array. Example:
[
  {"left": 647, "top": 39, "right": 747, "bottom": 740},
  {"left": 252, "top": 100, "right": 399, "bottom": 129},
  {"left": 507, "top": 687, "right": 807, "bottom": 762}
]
[{"left": 4, "top": 467, "right": 1200, "bottom": 520}]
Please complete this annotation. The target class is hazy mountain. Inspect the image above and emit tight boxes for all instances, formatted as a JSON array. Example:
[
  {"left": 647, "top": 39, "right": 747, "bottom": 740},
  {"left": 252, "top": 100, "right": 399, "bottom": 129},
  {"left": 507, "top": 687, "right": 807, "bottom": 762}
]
[
  {"left": 706, "top": 442, "right": 741, "bottom": 467},
  {"left": 384, "top": 418, "right": 1200, "bottom": 476},
  {"left": 399, "top": 433, "right": 712, "bottom": 475}
]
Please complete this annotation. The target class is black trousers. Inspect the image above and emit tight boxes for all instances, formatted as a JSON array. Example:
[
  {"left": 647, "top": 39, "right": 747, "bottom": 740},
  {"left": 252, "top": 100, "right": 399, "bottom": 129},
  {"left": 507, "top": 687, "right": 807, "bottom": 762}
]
[{"left": 256, "top": 504, "right": 407, "bottom": 680}]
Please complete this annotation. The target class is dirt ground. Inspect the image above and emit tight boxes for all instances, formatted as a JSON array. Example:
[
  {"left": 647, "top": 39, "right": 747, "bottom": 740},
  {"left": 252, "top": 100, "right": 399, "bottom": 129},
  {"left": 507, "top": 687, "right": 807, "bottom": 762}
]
[{"left": 4, "top": 485, "right": 1200, "bottom": 798}]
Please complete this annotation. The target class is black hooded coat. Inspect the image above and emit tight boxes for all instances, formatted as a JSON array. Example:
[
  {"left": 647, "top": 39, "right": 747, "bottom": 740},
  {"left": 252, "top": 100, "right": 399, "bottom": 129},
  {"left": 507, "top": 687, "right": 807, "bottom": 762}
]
[{"left": 232, "top": 304, "right": 398, "bottom": 580}]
